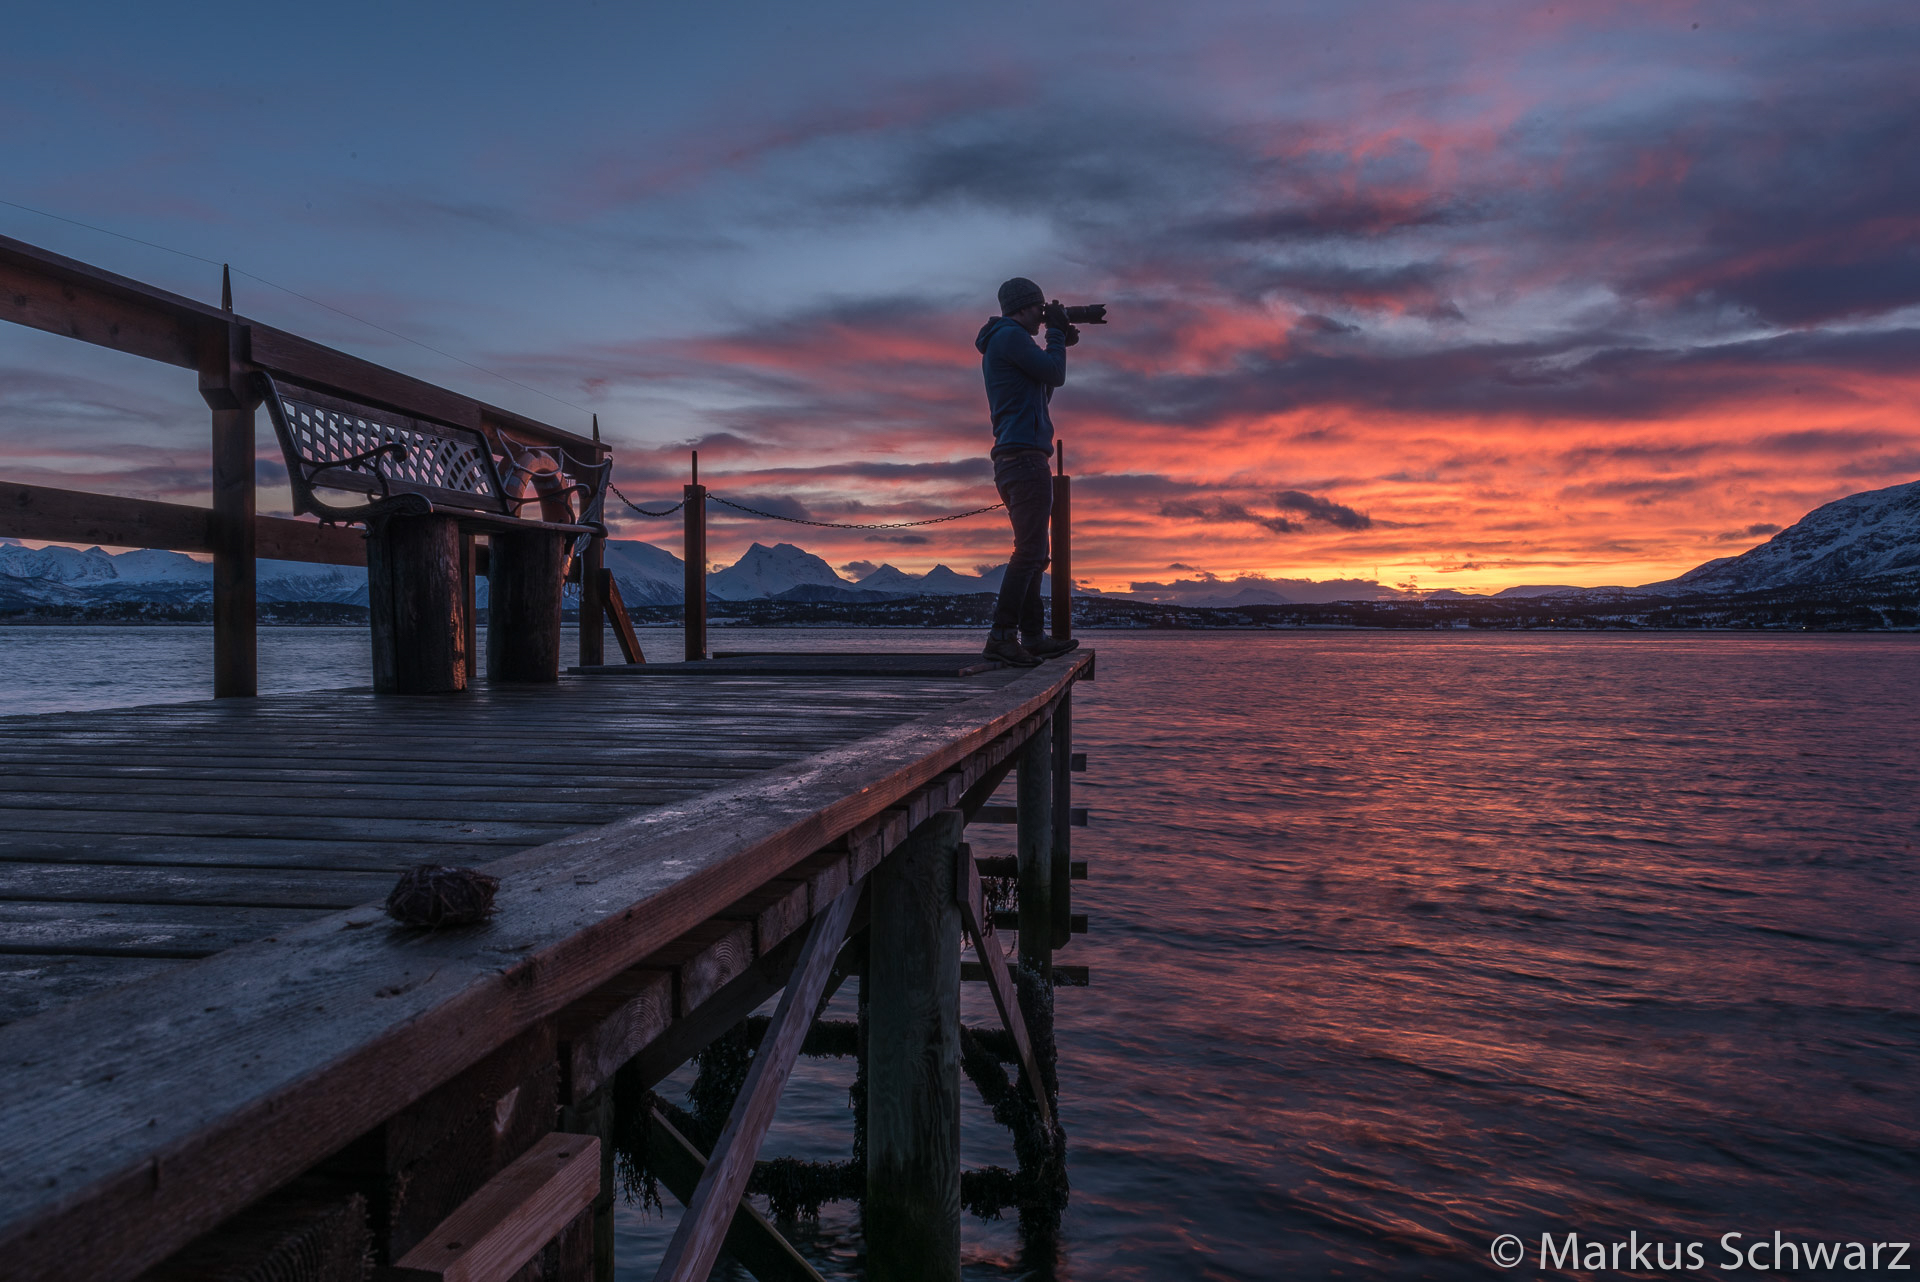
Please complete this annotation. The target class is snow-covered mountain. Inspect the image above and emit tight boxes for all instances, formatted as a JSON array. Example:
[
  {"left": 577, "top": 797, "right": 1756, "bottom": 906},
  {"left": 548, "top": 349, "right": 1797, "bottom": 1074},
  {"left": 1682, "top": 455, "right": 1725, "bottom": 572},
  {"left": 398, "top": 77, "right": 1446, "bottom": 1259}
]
[
  {"left": 1646, "top": 479, "right": 1920, "bottom": 595},
  {"left": 853, "top": 562, "right": 1038, "bottom": 596},
  {"left": 602, "top": 539, "right": 684, "bottom": 606},
  {"left": 707, "top": 542, "right": 848, "bottom": 601}
]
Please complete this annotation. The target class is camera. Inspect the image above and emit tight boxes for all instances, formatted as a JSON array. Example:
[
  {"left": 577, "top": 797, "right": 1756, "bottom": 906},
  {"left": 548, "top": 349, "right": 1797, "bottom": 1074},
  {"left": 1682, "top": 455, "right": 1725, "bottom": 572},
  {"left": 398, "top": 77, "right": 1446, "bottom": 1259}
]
[{"left": 1047, "top": 301, "right": 1108, "bottom": 328}]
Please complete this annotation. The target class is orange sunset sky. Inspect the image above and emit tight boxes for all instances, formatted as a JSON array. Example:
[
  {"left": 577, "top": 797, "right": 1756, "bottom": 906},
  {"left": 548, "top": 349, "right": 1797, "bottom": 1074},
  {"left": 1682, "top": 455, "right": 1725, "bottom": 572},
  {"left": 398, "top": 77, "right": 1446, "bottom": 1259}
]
[{"left": 4, "top": 1, "right": 1917, "bottom": 596}]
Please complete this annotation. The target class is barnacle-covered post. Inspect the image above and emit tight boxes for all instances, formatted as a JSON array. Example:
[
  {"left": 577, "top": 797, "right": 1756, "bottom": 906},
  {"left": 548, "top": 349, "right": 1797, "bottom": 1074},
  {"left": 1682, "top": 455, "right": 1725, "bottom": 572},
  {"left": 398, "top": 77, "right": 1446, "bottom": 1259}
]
[
  {"left": 865, "top": 809, "right": 963, "bottom": 1281},
  {"left": 1017, "top": 719, "right": 1054, "bottom": 978}
]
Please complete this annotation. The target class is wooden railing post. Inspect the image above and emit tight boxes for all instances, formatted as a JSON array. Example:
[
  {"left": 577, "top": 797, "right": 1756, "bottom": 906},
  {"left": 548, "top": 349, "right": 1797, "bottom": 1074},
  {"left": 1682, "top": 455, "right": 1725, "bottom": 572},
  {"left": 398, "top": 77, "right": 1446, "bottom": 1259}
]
[
  {"left": 683, "top": 451, "right": 707, "bottom": 661},
  {"left": 198, "top": 276, "right": 257, "bottom": 698},
  {"left": 579, "top": 534, "right": 606, "bottom": 667},
  {"left": 579, "top": 416, "right": 607, "bottom": 668},
  {"left": 1051, "top": 441, "right": 1071, "bottom": 640}
]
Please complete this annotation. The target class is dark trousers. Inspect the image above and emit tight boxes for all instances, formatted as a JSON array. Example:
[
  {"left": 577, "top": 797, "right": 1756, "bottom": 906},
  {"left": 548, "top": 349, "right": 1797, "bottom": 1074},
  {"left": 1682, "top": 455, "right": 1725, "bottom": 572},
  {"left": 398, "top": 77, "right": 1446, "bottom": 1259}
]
[{"left": 992, "top": 449, "right": 1053, "bottom": 637}]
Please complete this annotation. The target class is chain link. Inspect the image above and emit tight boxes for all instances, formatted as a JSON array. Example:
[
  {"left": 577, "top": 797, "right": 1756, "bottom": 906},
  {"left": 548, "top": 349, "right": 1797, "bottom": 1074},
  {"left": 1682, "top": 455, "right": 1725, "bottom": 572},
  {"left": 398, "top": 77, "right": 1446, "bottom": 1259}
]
[
  {"left": 706, "top": 493, "right": 1004, "bottom": 529},
  {"left": 610, "top": 482, "right": 1005, "bottom": 529},
  {"left": 609, "top": 482, "right": 686, "bottom": 518}
]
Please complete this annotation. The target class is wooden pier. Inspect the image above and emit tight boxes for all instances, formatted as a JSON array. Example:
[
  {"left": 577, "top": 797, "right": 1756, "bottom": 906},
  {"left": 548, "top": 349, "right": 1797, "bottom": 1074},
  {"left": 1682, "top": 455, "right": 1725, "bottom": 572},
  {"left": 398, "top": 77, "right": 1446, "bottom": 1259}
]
[
  {"left": 0, "top": 234, "right": 1091, "bottom": 1281},
  {"left": 0, "top": 651, "right": 1091, "bottom": 1280}
]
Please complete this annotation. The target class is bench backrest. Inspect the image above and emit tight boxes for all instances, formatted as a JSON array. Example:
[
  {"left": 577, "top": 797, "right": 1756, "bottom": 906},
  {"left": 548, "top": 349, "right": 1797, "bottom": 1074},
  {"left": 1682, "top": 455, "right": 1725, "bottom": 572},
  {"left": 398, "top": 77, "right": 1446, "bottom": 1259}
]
[{"left": 260, "top": 374, "right": 514, "bottom": 520}]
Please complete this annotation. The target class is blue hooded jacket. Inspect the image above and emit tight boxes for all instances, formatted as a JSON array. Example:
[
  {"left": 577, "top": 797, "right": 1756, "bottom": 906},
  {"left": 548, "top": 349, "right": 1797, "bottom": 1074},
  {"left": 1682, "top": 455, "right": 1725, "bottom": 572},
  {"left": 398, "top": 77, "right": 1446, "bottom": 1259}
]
[{"left": 976, "top": 316, "right": 1066, "bottom": 457}]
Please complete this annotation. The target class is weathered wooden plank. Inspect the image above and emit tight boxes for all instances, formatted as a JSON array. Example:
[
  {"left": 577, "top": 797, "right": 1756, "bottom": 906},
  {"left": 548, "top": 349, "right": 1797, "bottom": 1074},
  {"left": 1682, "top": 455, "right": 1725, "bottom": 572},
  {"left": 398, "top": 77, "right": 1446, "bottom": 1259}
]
[
  {"left": 0, "top": 862, "right": 393, "bottom": 910},
  {"left": 557, "top": 968, "right": 674, "bottom": 1103},
  {"left": 643, "top": 920, "right": 755, "bottom": 1018},
  {"left": 0, "top": 654, "right": 1087, "bottom": 1282},
  {"left": 0, "top": 901, "right": 329, "bottom": 959},
  {"left": 0, "top": 789, "right": 650, "bottom": 824},
  {"left": 393, "top": 1132, "right": 599, "bottom": 1282},
  {"left": 715, "top": 880, "right": 811, "bottom": 957},
  {"left": 0, "top": 835, "right": 511, "bottom": 869},
  {"left": 0, "top": 233, "right": 213, "bottom": 368},
  {"left": 0, "top": 954, "right": 187, "bottom": 1027},
  {"left": 0, "top": 776, "right": 699, "bottom": 805},
  {"left": 0, "top": 811, "right": 581, "bottom": 843}
]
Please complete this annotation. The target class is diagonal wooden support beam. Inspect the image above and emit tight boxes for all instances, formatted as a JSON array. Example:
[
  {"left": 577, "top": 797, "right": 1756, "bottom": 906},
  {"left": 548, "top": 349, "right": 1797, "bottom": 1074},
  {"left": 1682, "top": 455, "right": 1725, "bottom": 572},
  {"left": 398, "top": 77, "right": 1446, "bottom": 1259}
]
[
  {"left": 953, "top": 842, "right": 1054, "bottom": 1132},
  {"left": 604, "top": 569, "right": 646, "bottom": 663},
  {"left": 651, "top": 881, "right": 862, "bottom": 1282},
  {"left": 644, "top": 1108, "right": 826, "bottom": 1282}
]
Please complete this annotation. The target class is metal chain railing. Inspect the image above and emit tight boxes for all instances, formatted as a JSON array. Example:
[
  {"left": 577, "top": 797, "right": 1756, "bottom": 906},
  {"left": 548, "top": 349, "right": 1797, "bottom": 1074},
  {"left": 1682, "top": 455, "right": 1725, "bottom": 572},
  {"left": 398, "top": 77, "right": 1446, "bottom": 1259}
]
[
  {"left": 609, "top": 483, "right": 685, "bottom": 518},
  {"left": 707, "top": 493, "right": 1004, "bottom": 529},
  {"left": 609, "top": 482, "right": 1004, "bottom": 528}
]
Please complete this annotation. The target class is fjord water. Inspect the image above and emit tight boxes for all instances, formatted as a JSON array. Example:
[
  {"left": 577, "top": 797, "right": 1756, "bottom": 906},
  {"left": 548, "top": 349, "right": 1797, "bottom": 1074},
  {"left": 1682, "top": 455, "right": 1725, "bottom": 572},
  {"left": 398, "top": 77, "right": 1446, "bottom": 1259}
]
[{"left": 4, "top": 628, "right": 1914, "bottom": 1277}]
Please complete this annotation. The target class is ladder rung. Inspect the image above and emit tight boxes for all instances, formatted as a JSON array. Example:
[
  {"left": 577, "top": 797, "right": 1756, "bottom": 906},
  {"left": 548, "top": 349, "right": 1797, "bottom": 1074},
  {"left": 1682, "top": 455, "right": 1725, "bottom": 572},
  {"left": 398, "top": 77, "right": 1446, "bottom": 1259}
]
[
  {"left": 973, "top": 806, "right": 1088, "bottom": 826},
  {"left": 973, "top": 857, "right": 1087, "bottom": 880}
]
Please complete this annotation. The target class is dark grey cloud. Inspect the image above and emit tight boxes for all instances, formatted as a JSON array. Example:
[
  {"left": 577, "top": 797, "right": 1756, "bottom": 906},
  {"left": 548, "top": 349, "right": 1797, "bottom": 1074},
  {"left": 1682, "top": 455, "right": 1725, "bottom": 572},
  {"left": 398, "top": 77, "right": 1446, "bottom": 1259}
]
[{"left": 1273, "top": 490, "right": 1371, "bottom": 530}]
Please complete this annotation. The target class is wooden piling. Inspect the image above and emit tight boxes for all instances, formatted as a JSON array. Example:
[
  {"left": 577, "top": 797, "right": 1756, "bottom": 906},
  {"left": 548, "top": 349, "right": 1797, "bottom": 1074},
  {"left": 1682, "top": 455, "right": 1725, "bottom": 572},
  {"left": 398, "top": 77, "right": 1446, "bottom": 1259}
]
[
  {"left": 580, "top": 536, "right": 607, "bottom": 667},
  {"left": 1017, "top": 721, "right": 1054, "bottom": 976},
  {"left": 487, "top": 528, "right": 568, "bottom": 683},
  {"left": 1051, "top": 442, "right": 1071, "bottom": 641},
  {"left": 366, "top": 515, "right": 467, "bottom": 695},
  {"left": 865, "top": 809, "right": 964, "bottom": 1282},
  {"left": 684, "top": 451, "right": 707, "bottom": 661},
  {"left": 1051, "top": 693, "right": 1074, "bottom": 949}
]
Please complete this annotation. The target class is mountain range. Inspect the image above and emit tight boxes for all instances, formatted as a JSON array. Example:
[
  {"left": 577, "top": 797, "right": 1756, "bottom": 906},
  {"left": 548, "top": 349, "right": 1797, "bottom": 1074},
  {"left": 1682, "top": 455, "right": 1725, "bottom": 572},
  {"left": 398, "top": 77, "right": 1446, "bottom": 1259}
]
[{"left": 5, "top": 479, "right": 1919, "bottom": 615}]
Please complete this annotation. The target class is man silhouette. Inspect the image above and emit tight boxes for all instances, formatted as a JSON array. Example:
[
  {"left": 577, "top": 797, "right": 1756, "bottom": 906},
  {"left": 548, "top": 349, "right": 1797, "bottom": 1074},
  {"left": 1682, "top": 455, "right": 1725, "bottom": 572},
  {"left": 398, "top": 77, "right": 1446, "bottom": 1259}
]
[{"left": 974, "top": 276, "right": 1082, "bottom": 666}]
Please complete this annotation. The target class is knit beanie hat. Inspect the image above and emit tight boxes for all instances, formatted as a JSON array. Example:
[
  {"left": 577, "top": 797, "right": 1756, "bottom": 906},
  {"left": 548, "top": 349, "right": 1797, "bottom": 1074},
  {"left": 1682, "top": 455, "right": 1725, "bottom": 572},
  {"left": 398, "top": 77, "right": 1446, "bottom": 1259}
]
[{"left": 998, "top": 277, "right": 1045, "bottom": 315}]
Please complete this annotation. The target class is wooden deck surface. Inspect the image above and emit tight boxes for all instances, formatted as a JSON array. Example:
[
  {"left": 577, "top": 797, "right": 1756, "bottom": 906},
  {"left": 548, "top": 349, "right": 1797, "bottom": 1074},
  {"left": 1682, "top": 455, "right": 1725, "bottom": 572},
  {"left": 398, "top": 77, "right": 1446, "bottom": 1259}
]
[
  {"left": 0, "top": 660, "right": 1021, "bottom": 1026},
  {"left": 0, "top": 650, "right": 1088, "bottom": 1282}
]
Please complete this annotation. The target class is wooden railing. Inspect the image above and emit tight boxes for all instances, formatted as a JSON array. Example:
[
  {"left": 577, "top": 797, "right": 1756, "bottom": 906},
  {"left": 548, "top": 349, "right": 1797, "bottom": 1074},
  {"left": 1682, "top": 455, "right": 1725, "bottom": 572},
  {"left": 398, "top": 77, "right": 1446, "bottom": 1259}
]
[{"left": 0, "top": 234, "right": 608, "bottom": 695}]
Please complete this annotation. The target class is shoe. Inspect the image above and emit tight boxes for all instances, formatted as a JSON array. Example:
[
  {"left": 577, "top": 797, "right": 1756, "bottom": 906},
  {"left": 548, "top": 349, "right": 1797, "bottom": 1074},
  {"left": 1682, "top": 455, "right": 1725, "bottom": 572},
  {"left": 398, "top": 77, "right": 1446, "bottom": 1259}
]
[
  {"left": 1022, "top": 635, "right": 1081, "bottom": 659},
  {"left": 982, "top": 636, "right": 1042, "bottom": 668}
]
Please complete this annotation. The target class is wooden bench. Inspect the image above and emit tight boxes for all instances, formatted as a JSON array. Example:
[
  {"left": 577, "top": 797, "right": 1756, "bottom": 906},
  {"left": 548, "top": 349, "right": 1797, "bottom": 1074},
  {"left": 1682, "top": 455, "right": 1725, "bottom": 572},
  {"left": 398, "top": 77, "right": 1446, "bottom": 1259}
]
[{"left": 259, "top": 372, "right": 609, "bottom": 692}]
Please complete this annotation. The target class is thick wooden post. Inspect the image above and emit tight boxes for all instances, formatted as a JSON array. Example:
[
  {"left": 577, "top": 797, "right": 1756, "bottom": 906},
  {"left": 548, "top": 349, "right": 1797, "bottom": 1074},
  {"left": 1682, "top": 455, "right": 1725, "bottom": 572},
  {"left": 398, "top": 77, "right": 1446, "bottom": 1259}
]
[
  {"left": 366, "top": 515, "right": 467, "bottom": 694},
  {"left": 683, "top": 451, "right": 707, "bottom": 662},
  {"left": 1017, "top": 720, "right": 1054, "bottom": 977},
  {"left": 866, "top": 809, "right": 963, "bottom": 1282},
  {"left": 488, "top": 528, "right": 568, "bottom": 683},
  {"left": 1051, "top": 692, "right": 1073, "bottom": 949},
  {"left": 1051, "top": 442, "right": 1071, "bottom": 641},
  {"left": 462, "top": 532, "right": 479, "bottom": 679},
  {"left": 198, "top": 297, "right": 257, "bottom": 698},
  {"left": 579, "top": 534, "right": 606, "bottom": 667},
  {"left": 580, "top": 416, "right": 608, "bottom": 669},
  {"left": 209, "top": 405, "right": 256, "bottom": 697}
]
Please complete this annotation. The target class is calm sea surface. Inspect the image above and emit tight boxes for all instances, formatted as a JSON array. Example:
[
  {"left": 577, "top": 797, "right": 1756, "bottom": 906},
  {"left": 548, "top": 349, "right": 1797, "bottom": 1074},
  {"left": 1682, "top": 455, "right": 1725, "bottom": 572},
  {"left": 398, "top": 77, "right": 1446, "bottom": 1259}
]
[{"left": 3, "top": 627, "right": 1915, "bottom": 1278}]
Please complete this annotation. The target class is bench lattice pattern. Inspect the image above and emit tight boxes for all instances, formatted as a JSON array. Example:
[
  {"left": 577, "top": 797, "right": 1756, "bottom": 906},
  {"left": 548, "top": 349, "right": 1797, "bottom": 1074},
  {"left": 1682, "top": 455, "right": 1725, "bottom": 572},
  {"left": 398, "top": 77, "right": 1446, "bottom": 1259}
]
[{"left": 281, "top": 396, "right": 499, "bottom": 501}]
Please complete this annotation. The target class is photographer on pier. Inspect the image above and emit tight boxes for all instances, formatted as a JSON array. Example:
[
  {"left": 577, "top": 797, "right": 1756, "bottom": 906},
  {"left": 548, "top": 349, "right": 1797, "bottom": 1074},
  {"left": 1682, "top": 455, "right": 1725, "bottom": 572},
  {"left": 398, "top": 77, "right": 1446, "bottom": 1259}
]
[{"left": 975, "top": 276, "right": 1089, "bottom": 667}]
